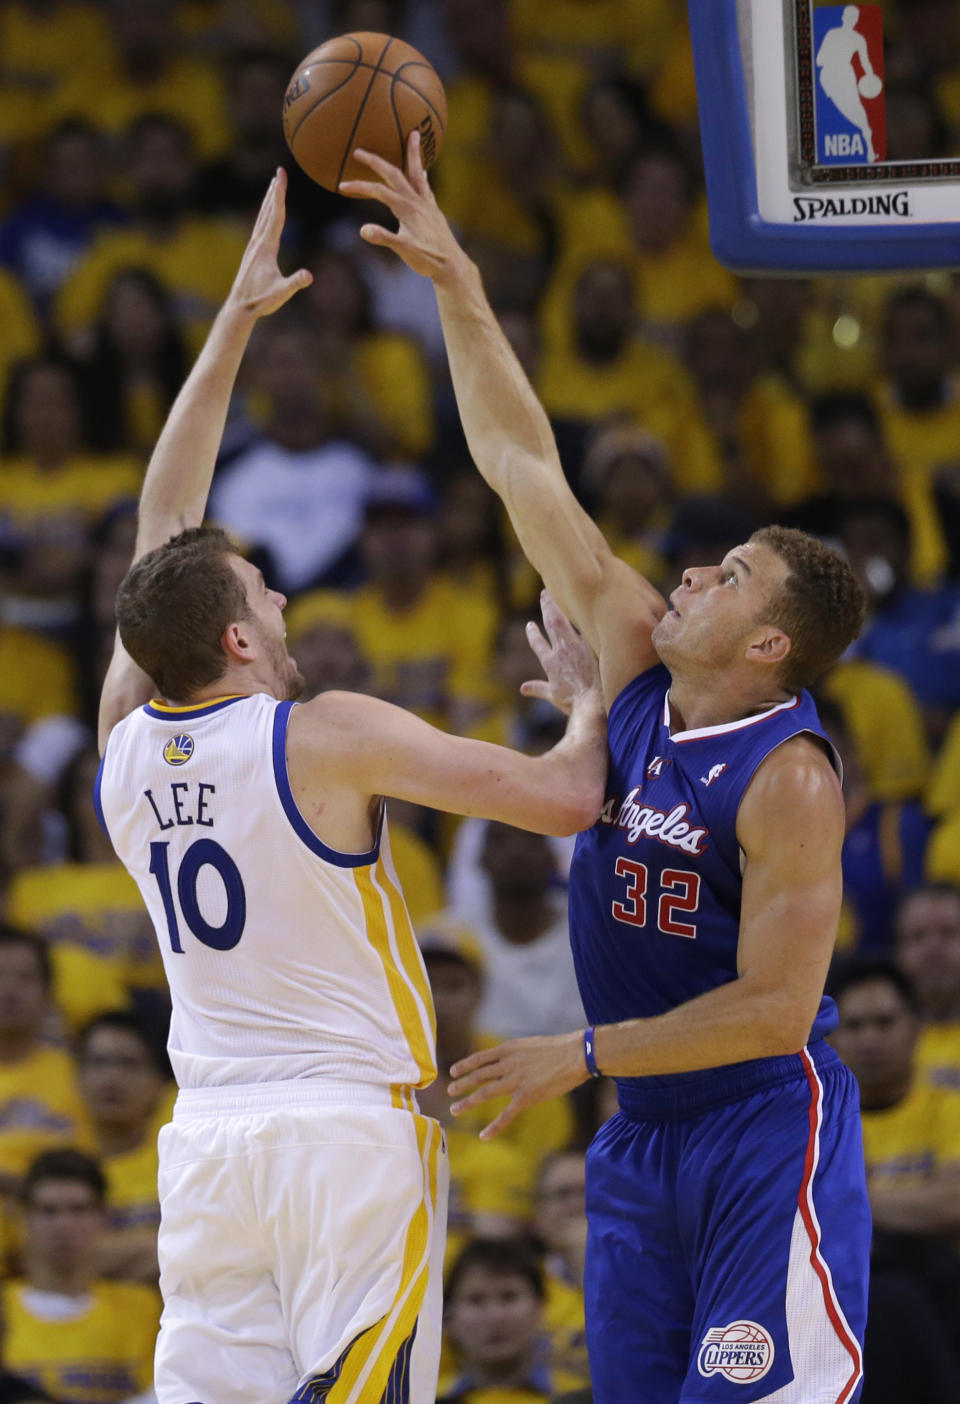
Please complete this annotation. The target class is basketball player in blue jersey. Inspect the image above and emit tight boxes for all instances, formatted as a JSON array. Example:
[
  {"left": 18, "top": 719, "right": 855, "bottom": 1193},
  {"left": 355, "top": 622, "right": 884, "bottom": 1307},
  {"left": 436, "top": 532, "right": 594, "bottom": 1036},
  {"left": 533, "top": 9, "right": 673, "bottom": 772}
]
[
  {"left": 95, "top": 170, "right": 607, "bottom": 1404},
  {"left": 345, "top": 134, "right": 873, "bottom": 1403}
]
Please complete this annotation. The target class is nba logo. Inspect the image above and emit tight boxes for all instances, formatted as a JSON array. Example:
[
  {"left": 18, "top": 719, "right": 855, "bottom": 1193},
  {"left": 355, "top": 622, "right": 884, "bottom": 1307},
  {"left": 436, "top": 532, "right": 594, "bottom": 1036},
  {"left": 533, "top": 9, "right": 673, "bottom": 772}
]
[{"left": 814, "top": 5, "right": 886, "bottom": 165}]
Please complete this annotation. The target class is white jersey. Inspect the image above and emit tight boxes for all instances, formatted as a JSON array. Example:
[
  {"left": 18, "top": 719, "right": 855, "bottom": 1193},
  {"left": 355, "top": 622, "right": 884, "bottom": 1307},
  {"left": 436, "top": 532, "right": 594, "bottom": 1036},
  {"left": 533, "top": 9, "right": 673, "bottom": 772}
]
[{"left": 96, "top": 693, "right": 436, "bottom": 1093}]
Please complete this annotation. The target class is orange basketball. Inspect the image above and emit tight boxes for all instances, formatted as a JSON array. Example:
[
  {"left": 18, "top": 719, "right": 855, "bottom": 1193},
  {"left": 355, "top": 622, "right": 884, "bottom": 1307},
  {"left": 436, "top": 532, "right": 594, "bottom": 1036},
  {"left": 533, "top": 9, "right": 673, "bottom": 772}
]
[{"left": 282, "top": 32, "right": 447, "bottom": 192}]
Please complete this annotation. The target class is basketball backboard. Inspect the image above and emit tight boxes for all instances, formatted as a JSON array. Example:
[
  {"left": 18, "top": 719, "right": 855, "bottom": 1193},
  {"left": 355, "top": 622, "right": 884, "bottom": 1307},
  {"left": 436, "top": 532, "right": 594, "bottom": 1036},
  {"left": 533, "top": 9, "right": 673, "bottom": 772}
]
[{"left": 689, "top": 0, "right": 960, "bottom": 273}]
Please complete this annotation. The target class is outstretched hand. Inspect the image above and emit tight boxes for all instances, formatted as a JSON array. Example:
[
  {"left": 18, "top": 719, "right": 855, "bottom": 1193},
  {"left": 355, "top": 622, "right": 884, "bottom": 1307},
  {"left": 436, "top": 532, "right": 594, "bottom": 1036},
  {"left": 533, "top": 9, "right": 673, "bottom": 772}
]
[
  {"left": 449, "top": 1030, "right": 588, "bottom": 1140},
  {"left": 226, "top": 167, "right": 313, "bottom": 319},
  {"left": 338, "top": 131, "right": 467, "bottom": 284},
  {"left": 521, "top": 591, "right": 601, "bottom": 717}
]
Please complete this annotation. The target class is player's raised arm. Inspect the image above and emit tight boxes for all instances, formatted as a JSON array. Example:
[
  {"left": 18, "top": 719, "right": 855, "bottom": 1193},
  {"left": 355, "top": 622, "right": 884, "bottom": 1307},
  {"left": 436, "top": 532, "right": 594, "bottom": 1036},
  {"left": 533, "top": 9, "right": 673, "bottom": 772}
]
[
  {"left": 97, "top": 170, "right": 312, "bottom": 752},
  {"left": 340, "top": 135, "right": 667, "bottom": 706},
  {"left": 290, "top": 593, "right": 607, "bottom": 836}
]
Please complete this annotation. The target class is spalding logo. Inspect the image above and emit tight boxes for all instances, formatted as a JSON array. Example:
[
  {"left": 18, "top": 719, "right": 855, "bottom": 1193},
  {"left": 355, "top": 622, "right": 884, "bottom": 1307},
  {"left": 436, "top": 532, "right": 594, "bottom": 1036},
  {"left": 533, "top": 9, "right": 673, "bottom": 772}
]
[
  {"left": 163, "top": 735, "right": 195, "bottom": 767},
  {"left": 283, "top": 74, "right": 310, "bottom": 111},
  {"left": 697, "top": 1320, "right": 775, "bottom": 1383}
]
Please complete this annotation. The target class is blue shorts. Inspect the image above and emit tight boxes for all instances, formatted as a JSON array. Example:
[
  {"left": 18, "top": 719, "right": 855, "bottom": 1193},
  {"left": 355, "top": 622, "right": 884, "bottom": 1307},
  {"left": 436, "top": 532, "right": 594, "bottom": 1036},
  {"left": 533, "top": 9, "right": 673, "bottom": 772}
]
[{"left": 584, "top": 1043, "right": 870, "bottom": 1403}]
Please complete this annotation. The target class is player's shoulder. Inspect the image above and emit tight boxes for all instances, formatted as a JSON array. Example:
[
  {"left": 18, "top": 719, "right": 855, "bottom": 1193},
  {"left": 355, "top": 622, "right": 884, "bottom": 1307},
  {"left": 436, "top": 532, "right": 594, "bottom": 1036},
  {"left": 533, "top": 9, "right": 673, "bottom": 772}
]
[
  {"left": 285, "top": 690, "right": 392, "bottom": 772},
  {"left": 741, "top": 732, "right": 844, "bottom": 834}
]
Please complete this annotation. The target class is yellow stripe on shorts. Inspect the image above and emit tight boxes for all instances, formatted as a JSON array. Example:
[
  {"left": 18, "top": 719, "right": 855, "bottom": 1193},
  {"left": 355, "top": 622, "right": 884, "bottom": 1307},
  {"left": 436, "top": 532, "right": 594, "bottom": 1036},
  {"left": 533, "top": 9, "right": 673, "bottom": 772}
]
[{"left": 327, "top": 1115, "right": 439, "bottom": 1403}]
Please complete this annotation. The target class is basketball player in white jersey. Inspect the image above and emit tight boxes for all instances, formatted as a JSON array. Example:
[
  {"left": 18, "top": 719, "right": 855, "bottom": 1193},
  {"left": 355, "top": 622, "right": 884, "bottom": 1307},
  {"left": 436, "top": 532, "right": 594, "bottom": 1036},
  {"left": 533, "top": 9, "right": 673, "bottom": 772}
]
[{"left": 95, "top": 171, "right": 607, "bottom": 1404}]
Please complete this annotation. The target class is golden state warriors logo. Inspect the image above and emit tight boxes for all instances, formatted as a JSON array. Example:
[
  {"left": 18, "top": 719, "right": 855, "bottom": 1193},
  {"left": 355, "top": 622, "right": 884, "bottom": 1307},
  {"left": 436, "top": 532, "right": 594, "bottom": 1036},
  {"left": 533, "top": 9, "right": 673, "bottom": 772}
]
[
  {"left": 163, "top": 734, "right": 194, "bottom": 766},
  {"left": 698, "top": 1321, "right": 774, "bottom": 1384}
]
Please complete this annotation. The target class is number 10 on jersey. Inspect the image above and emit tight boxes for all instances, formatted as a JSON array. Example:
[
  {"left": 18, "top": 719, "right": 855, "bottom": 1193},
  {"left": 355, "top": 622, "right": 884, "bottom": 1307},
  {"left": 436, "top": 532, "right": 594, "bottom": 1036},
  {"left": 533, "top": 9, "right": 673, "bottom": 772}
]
[{"left": 612, "top": 858, "right": 701, "bottom": 939}]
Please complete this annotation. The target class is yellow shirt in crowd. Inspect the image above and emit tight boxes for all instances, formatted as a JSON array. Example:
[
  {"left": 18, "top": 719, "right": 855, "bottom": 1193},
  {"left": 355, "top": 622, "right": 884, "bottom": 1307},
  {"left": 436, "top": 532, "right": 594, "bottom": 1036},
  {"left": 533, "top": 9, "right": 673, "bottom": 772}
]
[
  {"left": 916, "top": 1023, "right": 960, "bottom": 1094},
  {"left": 860, "top": 1077, "right": 960, "bottom": 1187},
  {"left": 0, "top": 1047, "right": 94, "bottom": 1184},
  {"left": 0, "top": 626, "right": 76, "bottom": 725},
  {"left": 822, "top": 659, "right": 931, "bottom": 803},
  {"left": 350, "top": 578, "right": 498, "bottom": 731},
  {"left": 47, "top": 54, "right": 230, "bottom": 162},
  {"left": 102, "top": 1135, "right": 161, "bottom": 1240},
  {"left": 50, "top": 944, "right": 129, "bottom": 1037},
  {"left": 9, "top": 861, "right": 162, "bottom": 992},
  {"left": 2, "top": 1279, "right": 159, "bottom": 1404},
  {"left": 0, "top": 455, "right": 141, "bottom": 528}
]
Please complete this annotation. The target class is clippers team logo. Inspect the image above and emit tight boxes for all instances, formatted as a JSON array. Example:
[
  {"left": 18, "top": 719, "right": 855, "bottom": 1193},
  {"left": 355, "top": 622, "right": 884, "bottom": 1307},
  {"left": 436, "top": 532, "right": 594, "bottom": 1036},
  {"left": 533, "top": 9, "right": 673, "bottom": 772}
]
[
  {"left": 163, "top": 734, "right": 194, "bottom": 766},
  {"left": 647, "top": 755, "right": 670, "bottom": 779},
  {"left": 700, "top": 763, "right": 728, "bottom": 788},
  {"left": 814, "top": 6, "right": 886, "bottom": 165},
  {"left": 698, "top": 1320, "right": 775, "bottom": 1384}
]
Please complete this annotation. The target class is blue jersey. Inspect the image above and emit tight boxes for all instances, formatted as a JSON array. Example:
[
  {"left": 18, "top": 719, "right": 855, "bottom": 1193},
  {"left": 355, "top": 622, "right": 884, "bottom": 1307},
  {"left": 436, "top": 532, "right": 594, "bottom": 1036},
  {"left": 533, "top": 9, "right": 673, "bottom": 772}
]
[{"left": 569, "top": 663, "right": 839, "bottom": 1101}]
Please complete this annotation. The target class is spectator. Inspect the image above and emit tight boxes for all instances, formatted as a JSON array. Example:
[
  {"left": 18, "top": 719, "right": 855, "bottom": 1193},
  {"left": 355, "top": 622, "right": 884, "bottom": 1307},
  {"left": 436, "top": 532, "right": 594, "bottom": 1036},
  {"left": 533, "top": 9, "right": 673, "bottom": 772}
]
[
  {"left": 350, "top": 468, "right": 498, "bottom": 732},
  {"left": 818, "top": 655, "right": 931, "bottom": 805},
  {"left": 416, "top": 922, "right": 535, "bottom": 1264},
  {"left": 876, "top": 285, "right": 960, "bottom": 582},
  {"left": 7, "top": 746, "right": 158, "bottom": 997},
  {"left": 682, "top": 306, "right": 818, "bottom": 509},
  {"left": 577, "top": 424, "right": 672, "bottom": 585},
  {"left": 465, "top": 821, "right": 584, "bottom": 1039},
  {"left": 860, "top": 1250, "right": 960, "bottom": 1404},
  {"left": 284, "top": 591, "right": 372, "bottom": 700},
  {"left": 76, "top": 1012, "right": 169, "bottom": 1284},
  {"left": 418, "top": 917, "right": 575, "bottom": 1234},
  {"left": 198, "top": 47, "right": 336, "bottom": 237},
  {"left": 579, "top": 75, "right": 664, "bottom": 187},
  {"left": 841, "top": 497, "right": 960, "bottom": 739},
  {"left": 208, "top": 312, "right": 376, "bottom": 594},
  {"left": 438, "top": 1239, "right": 553, "bottom": 1403},
  {"left": 617, "top": 144, "right": 737, "bottom": 342},
  {"left": 538, "top": 260, "right": 719, "bottom": 499},
  {"left": 441, "top": 85, "right": 563, "bottom": 310},
  {"left": 796, "top": 389, "right": 895, "bottom": 509},
  {"left": 894, "top": 883, "right": 960, "bottom": 1091},
  {"left": 816, "top": 698, "right": 931, "bottom": 952},
  {"left": 301, "top": 247, "right": 435, "bottom": 459},
  {"left": 0, "top": 928, "right": 94, "bottom": 1202},
  {"left": 0, "top": 353, "right": 140, "bottom": 619},
  {"left": 0, "top": 121, "right": 126, "bottom": 318},
  {"left": 1, "top": 1150, "right": 158, "bottom": 1402},
  {"left": 830, "top": 960, "right": 960, "bottom": 1238},
  {"left": 47, "top": 0, "right": 230, "bottom": 163},
  {"left": 434, "top": 471, "right": 509, "bottom": 610},
  {"left": 80, "top": 268, "right": 189, "bottom": 458},
  {"left": 531, "top": 1151, "right": 590, "bottom": 1392},
  {"left": 54, "top": 113, "right": 246, "bottom": 357}
]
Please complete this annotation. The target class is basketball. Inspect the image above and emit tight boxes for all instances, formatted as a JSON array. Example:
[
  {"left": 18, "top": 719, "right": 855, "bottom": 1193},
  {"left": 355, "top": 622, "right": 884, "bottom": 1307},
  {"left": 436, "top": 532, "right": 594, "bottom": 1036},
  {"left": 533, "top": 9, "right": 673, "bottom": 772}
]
[
  {"left": 282, "top": 33, "right": 447, "bottom": 192},
  {"left": 858, "top": 72, "right": 883, "bottom": 100}
]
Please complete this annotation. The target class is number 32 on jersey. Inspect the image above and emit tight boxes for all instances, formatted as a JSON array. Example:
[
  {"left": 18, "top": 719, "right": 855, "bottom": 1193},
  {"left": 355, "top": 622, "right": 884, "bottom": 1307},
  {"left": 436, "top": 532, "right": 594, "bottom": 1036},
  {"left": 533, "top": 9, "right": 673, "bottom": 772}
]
[{"left": 612, "top": 858, "right": 701, "bottom": 939}]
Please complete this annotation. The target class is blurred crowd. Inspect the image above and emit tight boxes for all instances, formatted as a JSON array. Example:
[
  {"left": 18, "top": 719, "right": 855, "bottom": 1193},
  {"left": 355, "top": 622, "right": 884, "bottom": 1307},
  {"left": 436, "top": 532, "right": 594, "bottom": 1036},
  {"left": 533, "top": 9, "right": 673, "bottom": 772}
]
[{"left": 0, "top": 1, "right": 960, "bottom": 1401}]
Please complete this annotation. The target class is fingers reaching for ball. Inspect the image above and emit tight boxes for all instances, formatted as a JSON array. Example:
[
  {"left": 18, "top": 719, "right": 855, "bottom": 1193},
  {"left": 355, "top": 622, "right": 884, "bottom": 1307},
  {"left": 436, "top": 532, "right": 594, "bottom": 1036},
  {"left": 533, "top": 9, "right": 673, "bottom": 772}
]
[{"left": 338, "top": 135, "right": 467, "bottom": 285}]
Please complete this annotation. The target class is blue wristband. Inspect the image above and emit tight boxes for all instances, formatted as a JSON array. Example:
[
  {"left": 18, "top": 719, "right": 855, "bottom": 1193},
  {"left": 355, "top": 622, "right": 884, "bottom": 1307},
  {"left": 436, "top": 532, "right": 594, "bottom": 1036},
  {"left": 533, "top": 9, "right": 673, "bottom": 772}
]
[{"left": 583, "top": 1026, "right": 602, "bottom": 1079}]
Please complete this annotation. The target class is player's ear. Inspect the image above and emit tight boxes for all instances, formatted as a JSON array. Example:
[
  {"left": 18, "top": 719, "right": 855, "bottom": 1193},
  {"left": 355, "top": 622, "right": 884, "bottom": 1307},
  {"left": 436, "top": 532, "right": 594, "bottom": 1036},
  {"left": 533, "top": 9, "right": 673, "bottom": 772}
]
[
  {"left": 222, "top": 620, "right": 254, "bottom": 663},
  {"left": 745, "top": 626, "right": 791, "bottom": 668}
]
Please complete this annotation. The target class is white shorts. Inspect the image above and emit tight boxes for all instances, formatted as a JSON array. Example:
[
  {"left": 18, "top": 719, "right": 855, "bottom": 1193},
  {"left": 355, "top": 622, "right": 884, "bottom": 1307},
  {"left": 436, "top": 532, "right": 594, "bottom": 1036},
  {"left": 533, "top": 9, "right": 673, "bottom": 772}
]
[{"left": 154, "top": 1081, "right": 448, "bottom": 1404}]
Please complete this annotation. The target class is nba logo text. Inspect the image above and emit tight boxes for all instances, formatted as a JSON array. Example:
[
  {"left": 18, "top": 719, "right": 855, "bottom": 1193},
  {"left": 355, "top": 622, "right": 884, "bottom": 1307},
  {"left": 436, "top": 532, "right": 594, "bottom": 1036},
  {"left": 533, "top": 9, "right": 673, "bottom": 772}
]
[{"left": 814, "top": 5, "right": 886, "bottom": 165}]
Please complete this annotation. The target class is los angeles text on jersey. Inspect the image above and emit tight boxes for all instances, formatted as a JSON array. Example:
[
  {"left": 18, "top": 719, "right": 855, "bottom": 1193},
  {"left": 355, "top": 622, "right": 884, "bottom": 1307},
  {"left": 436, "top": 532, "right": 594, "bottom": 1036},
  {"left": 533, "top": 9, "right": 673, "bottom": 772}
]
[
  {"left": 599, "top": 787, "right": 709, "bottom": 855},
  {"left": 792, "top": 191, "right": 911, "bottom": 222}
]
